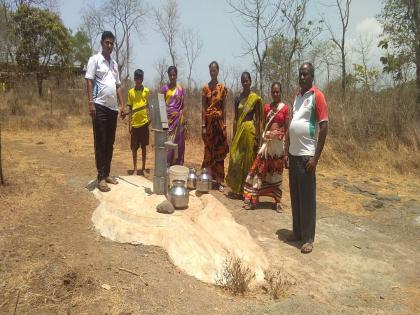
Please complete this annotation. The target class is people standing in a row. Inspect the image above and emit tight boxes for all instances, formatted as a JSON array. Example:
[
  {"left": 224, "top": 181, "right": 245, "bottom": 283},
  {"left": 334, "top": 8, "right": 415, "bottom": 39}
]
[
  {"left": 201, "top": 61, "right": 229, "bottom": 192},
  {"left": 225, "top": 72, "right": 263, "bottom": 198},
  {"left": 85, "top": 31, "right": 124, "bottom": 192},
  {"left": 85, "top": 31, "right": 328, "bottom": 254},
  {"left": 284, "top": 62, "right": 329, "bottom": 254},
  {"left": 161, "top": 66, "right": 186, "bottom": 166},
  {"left": 243, "top": 82, "right": 289, "bottom": 212}
]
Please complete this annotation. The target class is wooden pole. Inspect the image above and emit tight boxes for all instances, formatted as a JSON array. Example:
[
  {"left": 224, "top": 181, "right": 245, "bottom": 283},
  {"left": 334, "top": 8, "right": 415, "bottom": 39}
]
[{"left": 0, "top": 120, "right": 5, "bottom": 185}]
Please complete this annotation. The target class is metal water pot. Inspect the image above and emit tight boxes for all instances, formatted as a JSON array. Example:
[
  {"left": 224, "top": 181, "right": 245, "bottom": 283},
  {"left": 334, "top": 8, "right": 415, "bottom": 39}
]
[
  {"left": 187, "top": 167, "right": 198, "bottom": 190},
  {"left": 196, "top": 168, "right": 212, "bottom": 193},
  {"left": 168, "top": 179, "right": 189, "bottom": 209}
]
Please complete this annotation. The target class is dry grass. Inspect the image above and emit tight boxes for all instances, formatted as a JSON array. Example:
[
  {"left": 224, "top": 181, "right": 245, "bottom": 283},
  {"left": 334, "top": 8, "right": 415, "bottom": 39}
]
[
  {"left": 263, "top": 268, "right": 296, "bottom": 300},
  {"left": 1, "top": 75, "right": 419, "bottom": 176},
  {"left": 215, "top": 256, "right": 255, "bottom": 296}
]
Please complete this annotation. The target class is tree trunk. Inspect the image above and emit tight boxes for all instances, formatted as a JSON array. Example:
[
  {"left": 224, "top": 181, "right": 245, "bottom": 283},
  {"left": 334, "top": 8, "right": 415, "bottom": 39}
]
[
  {"left": 36, "top": 72, "right": 44, "bottom": 97},
  {"left": 414, "top": 0, "right": 420, "bottom": 119},
  {"left": 0, "top": 121, "right": 4, "bottom": 185},
  {"left": 341, "top": 45, "right": 346, "bottom": 98}
]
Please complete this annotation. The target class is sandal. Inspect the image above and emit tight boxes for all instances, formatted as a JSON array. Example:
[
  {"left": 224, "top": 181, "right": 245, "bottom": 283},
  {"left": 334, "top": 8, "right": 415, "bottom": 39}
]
[
  {"left": 301, "top": 242, "right": 313, "bottom": 254},
  {"left": 105, "top": 177, "right": 118, "bottom": 185},
  {"left": 244, "top": 203, "right": 255, "bottom": 210},
  {"left": 97, "top": 180, "right": 111, "bottom": 192},
  {"left": 218, "top": 184, "right": 225, "bottom": 193},
  {"left": 275, "top": 203, "right": 283, "bottom": 213}
]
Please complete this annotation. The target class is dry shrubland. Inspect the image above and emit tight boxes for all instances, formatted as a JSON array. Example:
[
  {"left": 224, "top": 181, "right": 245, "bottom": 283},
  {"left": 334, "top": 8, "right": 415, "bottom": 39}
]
[
  {"left": 1, "top": 75, "right": 419, "bottom": 174},
  {"left": 215, "top": 256, "right": 296, "bottom": 299},
  {"left": 215, "top": 256, "right": 255, "bottom": 295},
  {"left": 263, "top": 267, "right": 296, "bottom": 300}
]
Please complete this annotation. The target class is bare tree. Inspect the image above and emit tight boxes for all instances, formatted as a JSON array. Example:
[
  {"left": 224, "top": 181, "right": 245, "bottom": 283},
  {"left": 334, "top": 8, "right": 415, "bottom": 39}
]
[
  {"left": 227, "top": 0, "right": 280, "bottom": 95},
  {"left": 0, "top": 0, "right": 13, "bottom": 63},
  {"left": 0, "top": 121, "right": 4, "bottom": 185},
  {"left": 326, "top": 0, "right": 352, "bottom": 97},
  {"left": 153, "top": 0, "right": 180, "bottom": 67},
  {"left": 8, "top": 0, "right": 57, "bottom": 9},
  {"left": 81, "top": 4, "right": 104, "bottom": 54},
  {"left": 218, "top": 62, "right": 230, "bottom": 87},
  {"left": 352, "top": 33, "right": 379, "bottom": 90},
  {"left": 309, "top": 40, "right": 339, "bottom": 86},
  {"left": 154, "top": 56, "right": 169, "bottom": 88},
  {"left": 82, "top": 0, "right": 147, "bottom": 78},
  {"left": 280, "top": 0, "right": 322, "bottom": 95},
  {"left": 180, "top": 27, "right": 202, "bottom": 92}
]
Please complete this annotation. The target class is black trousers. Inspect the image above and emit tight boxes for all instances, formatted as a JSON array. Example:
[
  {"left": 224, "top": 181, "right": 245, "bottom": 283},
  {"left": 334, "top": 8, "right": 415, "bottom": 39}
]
[
  {"left": 288, "top": 155, "right": 316, "bottom": 243},
  {"left": 92, "top": 104, "right": 118, "bottom": 181}
]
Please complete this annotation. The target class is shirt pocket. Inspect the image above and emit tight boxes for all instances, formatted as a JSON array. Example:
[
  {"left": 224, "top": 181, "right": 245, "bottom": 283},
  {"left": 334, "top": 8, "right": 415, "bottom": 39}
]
[{"left": 96, "top": 65, "right": 108, "bottom": 80}]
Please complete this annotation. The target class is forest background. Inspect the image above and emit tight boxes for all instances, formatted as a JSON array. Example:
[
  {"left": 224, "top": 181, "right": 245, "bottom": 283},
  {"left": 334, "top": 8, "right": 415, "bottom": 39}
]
[{"left": 0, "top": 0, "right": 419, "bottom": 183}]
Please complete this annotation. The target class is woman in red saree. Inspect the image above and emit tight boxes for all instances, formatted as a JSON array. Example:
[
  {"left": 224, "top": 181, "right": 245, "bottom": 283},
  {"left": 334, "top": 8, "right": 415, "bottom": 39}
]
[
  {"left": 201, "top": 61, "right": 229, "bottom": 191},
  {"left": 243, "top": 82, "right": 289, "bottom": 212}
]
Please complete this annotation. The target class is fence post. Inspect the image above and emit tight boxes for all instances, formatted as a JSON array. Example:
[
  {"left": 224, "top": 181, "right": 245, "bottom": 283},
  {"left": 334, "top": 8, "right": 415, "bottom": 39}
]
[{"left": 0, "top": 120, "right": 4, "bottom": 185}]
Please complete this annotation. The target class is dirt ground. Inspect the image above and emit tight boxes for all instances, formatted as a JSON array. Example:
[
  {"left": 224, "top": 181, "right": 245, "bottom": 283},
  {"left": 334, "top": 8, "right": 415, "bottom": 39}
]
[{"left": 1, "top": 117, "right": 419, "bottom": 315}]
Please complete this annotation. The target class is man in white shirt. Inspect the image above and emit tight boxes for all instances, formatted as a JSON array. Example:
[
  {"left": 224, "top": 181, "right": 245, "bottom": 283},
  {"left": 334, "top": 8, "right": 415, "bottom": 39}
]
[
  {"left": 85, "top": 31, "right": 124, "bottom": 192},
  {"left": 285, "top": 62, "right": 329, "bottom": 253}
]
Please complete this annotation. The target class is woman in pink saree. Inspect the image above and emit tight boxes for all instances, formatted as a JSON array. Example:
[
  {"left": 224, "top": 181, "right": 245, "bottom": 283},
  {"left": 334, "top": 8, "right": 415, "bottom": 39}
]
[{"left": 161, "top": 66, "right": 186, "bottom": 165}]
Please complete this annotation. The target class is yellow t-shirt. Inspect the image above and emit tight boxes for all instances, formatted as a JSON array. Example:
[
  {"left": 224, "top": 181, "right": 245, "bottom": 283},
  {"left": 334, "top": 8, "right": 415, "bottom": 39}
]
[{"left": 127, "top": 86, "right": 150, "bottom": 128}]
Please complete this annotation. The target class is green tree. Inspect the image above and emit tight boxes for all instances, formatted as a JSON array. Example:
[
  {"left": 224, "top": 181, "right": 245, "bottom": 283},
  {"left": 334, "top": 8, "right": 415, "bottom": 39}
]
[
  {"left": 264, "top": 34, "right": 295, "bottom": 97},
  {"left": 378, "top": 0, "right": 419, "bottom": 115},
  {"left": 352, "top": 63, "right": 379, "bottom": 90},
  {"left": 12, "top": 4, "right": 72, "bottom": 96},
  {"left": 71, "top": 28, "right": 91, "bottom": 69}
]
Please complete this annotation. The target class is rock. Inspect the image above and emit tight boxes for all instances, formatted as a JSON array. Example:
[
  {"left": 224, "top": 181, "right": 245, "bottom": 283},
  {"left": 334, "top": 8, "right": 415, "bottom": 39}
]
[
  {"left": 101, "top": 283, "right": 111, "bottom": 290},
  {"left": 370, "top": 177, "right": 381, "bottom": 182},
  {"left": 345, "top": 184, "right": 378, "bottom": 196},
  {"left": 332, "top": 176, "right": 347, "bottom": 188},
  {"left": 156, "top": 199, "right": 175, "bottom": 214},
  {"left": 91, "top": 175, "right": 269, "bottom": 286},
  {"left": 377, "top": 194, "right": 401, "bottom": 202},
  {"left": 363, "top": 200, "right": 384, "bottom": 211},
  {"left": 344, "top": 184, "right": 361, "bottom": 194}
]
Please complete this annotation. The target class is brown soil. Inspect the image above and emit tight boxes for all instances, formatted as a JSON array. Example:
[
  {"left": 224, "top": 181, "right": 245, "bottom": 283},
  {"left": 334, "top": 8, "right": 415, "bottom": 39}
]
[{"left": 1, "top": 117, "right": 419, "bottom": 314}]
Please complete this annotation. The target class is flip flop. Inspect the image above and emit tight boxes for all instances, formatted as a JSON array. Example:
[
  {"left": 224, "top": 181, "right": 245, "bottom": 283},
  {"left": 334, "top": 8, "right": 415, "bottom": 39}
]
[
  {"left": 275, "top": 203, "right": 283, "bottom": 213},
  {"left": 301, "top": 243, "right": 313, "bottom": 254},
  {"left": 105, "top": 177, "right": 118, "bottom": 185},
  {"left": 244, "top": 203, "right": 255, "bottom": 210},
  {"left": 98, "top": 180, "right": 111, "bottom": 192}
]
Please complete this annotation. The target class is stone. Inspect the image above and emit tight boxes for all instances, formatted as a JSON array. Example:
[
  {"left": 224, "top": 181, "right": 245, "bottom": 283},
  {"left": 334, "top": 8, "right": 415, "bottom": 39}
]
[
  {"left": 156, "top": 200, "right": 175, "bottom": 214},
  {"left": 377, "top": 195, "right": 401, "bottom": 202},
  {"left": 363, "top": 199, "right": 384, "bottom": 211},
  {"left": 90, "top": 176, "right": 269, "bottom": 286}
]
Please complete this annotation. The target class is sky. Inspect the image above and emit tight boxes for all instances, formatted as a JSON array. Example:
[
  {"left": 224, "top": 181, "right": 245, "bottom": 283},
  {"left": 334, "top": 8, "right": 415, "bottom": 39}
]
[{"left": 58, "top": 0, "right": 384, "bottom": 88}]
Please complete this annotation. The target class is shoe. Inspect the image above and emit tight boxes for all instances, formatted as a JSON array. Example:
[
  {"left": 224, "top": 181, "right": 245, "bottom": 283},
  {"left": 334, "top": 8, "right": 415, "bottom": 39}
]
[
  {"left": 301, "top": 242, "right": 313, "bottom": 254},
  {"left": 105, "top": 177, "right": 118, "bottom": 185},
  {"left": 218, "top": 183, "right": 225, "bottom": 193},
  {"left": 97, "top": 179, "right": 111, "bottom": 192},
  {"left": 275, "top": 203, "right": 283, "bottom": 213},
  {"left": 244, "top": 203, "right": 255, "bottom": 210}
]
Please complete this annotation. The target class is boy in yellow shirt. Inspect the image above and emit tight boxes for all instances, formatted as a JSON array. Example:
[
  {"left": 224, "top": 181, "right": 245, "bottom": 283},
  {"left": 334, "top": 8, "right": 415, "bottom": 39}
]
[{"left": 124, "top": 69, "right": 150, "bottom": 175}]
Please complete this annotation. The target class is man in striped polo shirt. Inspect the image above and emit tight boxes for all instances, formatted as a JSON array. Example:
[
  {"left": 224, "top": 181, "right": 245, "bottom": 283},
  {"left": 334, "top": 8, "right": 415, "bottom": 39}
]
[{"left": 285, "top": 62, "right": 329, "bottom": 254}]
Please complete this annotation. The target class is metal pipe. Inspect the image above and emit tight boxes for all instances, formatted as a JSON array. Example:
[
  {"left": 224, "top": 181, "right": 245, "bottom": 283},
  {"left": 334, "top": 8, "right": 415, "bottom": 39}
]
[{"left": 152, "top": 93, "right": 178, "bottom": 195}]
